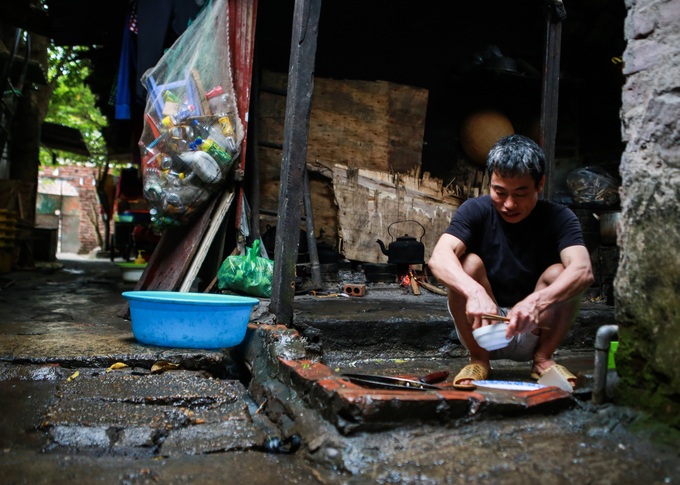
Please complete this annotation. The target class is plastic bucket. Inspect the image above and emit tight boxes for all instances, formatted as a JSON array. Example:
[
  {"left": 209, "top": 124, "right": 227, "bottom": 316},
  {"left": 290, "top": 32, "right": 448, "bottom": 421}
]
[{"left": 122, "top": 291, "right": 259, "bottom": 349}]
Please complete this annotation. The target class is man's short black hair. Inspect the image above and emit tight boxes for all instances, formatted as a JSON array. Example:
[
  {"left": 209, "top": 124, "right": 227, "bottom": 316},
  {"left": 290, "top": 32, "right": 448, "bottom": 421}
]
[{"left": 486, "top": 134, "right": 546, "bottom": 187}]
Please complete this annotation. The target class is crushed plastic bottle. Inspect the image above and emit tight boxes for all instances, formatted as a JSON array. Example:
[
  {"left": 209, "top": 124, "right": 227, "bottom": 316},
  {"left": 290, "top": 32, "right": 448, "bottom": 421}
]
[
  {"left": 191, "top": 137, "right": 232, "bottom": 167},
  {"left": 205, "top": 86, "right": 231, "bottom": 116},
  {"left": 179, "top": 150, "right": 223, "bottom": 185},
  {"left": 191, "top": 118, "right": 234, "bottom": 153},
  {"left": 143, "top": 169, "right": 164, "bottom": 203}
]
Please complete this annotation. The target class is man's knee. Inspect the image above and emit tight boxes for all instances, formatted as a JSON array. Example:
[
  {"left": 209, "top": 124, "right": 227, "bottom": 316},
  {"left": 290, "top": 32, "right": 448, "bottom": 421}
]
[
  {"left": 460, "top": 253, "right": 487, "bottom": 280},
  {"left": 537, "top": 263, "right": 565, "bottom": 288}
]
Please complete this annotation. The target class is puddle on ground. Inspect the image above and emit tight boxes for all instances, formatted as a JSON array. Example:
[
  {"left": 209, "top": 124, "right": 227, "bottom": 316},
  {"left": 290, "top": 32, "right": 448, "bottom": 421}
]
[
  {"left": 324, "top": 354, "right": 592, "bottom": 382},
  {"left": 61, "top": 268, "right": 85, "bottom": 275}
]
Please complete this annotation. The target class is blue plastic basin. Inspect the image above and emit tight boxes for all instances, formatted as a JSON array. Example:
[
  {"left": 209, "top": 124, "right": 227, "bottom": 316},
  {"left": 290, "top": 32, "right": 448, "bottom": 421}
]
[{"left": 122, "top": 291, "right": 259, "bottom": 349}]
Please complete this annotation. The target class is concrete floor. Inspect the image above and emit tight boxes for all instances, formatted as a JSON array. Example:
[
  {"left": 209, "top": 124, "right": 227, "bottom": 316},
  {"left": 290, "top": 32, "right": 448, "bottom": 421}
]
[{"left": 0, "top": 254, "right": 678, "bottom": 484}]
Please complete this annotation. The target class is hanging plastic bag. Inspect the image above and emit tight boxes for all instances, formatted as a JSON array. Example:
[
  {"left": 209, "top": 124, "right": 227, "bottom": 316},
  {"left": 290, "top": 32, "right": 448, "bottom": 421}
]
[
  {"left": 138, "top": 0, "right": 245, "bottom": 232},
  {"left": 566, "top": 166, "right": 620, "bottom": 206},
  {"left": 217, "top": 240, "right": 274, "bottom": 298}
]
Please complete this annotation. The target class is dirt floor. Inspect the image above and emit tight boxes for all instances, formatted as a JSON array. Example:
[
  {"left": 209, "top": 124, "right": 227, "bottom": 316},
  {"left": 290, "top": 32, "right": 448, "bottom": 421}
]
[{"left": 0, "top": 254, "right": 679, "bottom": 484}]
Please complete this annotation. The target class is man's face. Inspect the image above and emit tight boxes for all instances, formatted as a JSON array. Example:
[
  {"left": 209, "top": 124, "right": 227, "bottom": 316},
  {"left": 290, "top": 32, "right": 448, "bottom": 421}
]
[{"left": 489, "top": 172, "right": 544, "bottom": 223}]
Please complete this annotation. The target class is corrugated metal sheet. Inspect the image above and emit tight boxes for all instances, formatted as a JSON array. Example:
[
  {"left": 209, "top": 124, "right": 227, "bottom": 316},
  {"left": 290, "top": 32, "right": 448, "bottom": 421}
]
[{"left": 41, "top": 122, "right": 91, "bottom": 157}]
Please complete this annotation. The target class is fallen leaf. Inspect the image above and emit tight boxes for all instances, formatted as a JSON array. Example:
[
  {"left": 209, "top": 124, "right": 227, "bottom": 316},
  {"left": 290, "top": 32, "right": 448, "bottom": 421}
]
[
  {"left": 66, "top": 371, "right": 80, "bottom": 382},
  {"left": 151, "top": 361, "right": 181, "bottom": 374},
  {"left": 106, "top": 362, "right": 129, "bottom": 373}
]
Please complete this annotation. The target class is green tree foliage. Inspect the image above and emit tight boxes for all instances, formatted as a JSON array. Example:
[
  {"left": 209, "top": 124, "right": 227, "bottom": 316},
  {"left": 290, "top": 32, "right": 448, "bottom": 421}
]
[{"left": 41, "top": 45, "right": 108, "bottom": 167}]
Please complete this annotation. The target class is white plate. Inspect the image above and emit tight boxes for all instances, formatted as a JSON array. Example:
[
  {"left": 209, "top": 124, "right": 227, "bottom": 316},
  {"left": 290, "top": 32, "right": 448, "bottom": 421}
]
[{"left": 472, "top": 380, "right": 546, "bottom": 391}]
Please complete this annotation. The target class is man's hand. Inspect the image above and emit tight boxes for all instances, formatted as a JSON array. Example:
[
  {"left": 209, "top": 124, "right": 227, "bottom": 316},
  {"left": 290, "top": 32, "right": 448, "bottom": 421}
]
[
  {"left": 503, "top": 245, "right": 595, "bottom": 339},
  {"left": 465, "top": 290, "right": 499, "bottom": 330},
  {"left": 506, "top": 294, "right": 541, "bottom": 337},
  {"left": 430, "top": 234, "right": 499, "bottom": 331}
]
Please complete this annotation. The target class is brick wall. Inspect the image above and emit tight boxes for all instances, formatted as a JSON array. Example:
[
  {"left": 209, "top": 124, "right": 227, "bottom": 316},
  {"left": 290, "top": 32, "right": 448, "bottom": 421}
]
[{"left": 39, "top": 165, "right": 109, "bottom": 254}]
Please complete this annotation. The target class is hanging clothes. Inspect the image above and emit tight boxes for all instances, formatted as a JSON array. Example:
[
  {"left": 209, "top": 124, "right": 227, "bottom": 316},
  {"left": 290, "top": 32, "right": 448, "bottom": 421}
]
[
  {"left": 134, "top": 0, "right": 203, "bottom": 105},
  {"left": 114, "top": 12, "right": 134, "bottom": 120}
]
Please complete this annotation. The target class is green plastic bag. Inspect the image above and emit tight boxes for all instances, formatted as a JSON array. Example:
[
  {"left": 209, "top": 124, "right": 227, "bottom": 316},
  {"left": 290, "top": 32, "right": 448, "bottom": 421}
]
[{"left": 217, "top": 240, "right": 273, "bottom": 298}]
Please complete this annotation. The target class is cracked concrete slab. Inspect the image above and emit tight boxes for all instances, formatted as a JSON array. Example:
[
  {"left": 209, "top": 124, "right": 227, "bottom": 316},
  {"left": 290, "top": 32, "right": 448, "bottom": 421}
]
[
  {"left": 42, "top": 371, "right": 263, "bottom": 455},
  {"left": 0, "top": 320, "right": 238, "bottom": 375}
]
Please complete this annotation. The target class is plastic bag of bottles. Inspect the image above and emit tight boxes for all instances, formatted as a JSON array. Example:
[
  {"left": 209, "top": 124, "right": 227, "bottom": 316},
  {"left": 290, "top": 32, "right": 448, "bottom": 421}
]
[
  {"left": 217, "top": 240, "right": 274, "bottom": 298},
  {"left": 138, "top": 0, "right": 244, "bottom": 232}
]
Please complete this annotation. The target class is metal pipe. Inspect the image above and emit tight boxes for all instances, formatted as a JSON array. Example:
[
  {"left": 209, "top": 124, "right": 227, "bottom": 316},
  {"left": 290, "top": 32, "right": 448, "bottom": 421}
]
[{"left": 592, "top": 324, "right": 619, "bottom": 404}]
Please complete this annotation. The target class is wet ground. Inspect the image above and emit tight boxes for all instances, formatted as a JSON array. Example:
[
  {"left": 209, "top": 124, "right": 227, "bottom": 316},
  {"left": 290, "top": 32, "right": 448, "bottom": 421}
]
[{"left": 0, "top": 255, "right": 678, "bottom": 484}]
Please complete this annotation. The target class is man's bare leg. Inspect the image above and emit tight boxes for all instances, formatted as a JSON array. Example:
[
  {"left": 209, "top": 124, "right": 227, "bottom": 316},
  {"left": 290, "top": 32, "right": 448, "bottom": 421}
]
[
  {"left": 531, "top": 264, "right": 582, "bottom": 384},
  {"left": 448, "top": 253, "right": 496, "bottom": 386}
]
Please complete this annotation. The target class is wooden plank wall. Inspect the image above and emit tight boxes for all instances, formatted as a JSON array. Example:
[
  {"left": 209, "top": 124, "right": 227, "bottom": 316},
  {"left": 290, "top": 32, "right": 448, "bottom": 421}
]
[
  {"left": 258, "top": 70, "right": 428, "bottom": 173},
  {"left": 331, "top": 166, "right": 460, "bottom": 263},
  {"left": 257, "top": 70, "right": 461, "bottom": 261}
]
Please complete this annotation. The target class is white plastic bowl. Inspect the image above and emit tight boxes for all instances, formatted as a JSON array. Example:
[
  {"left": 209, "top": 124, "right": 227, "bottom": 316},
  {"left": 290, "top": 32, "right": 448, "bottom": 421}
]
[
  {"left": 473, "top": 322, "right": 512, "bottom": 351},
  {"left": 116, "top": 262, "right": 147, "bottom": 283}
]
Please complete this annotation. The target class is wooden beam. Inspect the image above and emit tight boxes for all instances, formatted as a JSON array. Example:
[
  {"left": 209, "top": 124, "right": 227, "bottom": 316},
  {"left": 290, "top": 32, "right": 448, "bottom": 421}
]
[
  {"left": 540, "top": 0, "right": 565, "bottom": 201},
  {"left": 270, "top": 0, "right": 322, "bottom": 325}
]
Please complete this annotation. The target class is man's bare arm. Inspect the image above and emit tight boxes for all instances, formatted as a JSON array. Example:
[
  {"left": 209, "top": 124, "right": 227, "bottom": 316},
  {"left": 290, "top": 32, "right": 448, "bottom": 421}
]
[
  {"left": 531, "top": 245, "right": 594, "bottom": 312},
  {"left": 508, "top": 245, "right": 594, "bottom": 334},
  {"left": 428, "top": 234, "right": 497, "bottom": 328}
]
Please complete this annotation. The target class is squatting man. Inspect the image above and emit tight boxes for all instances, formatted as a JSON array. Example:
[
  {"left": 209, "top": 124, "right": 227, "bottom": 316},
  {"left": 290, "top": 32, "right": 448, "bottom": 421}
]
[{"left": 429, "top": 134, "right": 594, "bottom": 390}]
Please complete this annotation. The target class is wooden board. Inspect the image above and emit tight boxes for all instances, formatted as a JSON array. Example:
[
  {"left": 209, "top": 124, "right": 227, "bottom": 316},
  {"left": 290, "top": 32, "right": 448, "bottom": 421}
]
[
  {"left": 257, "top": 149, "right": 338, "bottom": 246},
  {"left": 258, "top": 71, "right": 429, "bottom": 173},
  {"left": 0, "top": 180, "right": 35, "bottom": 220},
  {"left": 256, "top": 72, "right": 430, "bottom": 256},
  {"left": 331, "top": 164, "right": 461, "bottom": 263},
  {"left": 385, "top": 82, "right": 430, "bottom": 173},
  {"left": 307, "top": 78, "right": 392, "bottom": 171},
  {"left": 179, "top": 189, "right": 236, "bottom": 292},
  {"left": 132, "top": 203, "right": 216, "bottom": 293}
]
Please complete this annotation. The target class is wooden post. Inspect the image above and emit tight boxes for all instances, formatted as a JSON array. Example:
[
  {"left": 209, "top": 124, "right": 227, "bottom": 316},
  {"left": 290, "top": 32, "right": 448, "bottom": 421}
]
[
  {"left": 248, "top": 52, "right": 262, "bottom": 243},
  {"left": 270, "top": 0, "right": 322, "bottom": 325},
  {"left": 540, "top": 0, "right": 565, "bottom": 201},
  {"left": 303, "top": 164, "right": 322, "bottom": 289}
]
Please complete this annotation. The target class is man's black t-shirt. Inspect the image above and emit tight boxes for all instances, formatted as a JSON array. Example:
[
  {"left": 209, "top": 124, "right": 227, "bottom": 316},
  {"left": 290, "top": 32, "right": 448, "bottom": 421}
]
[{"left": 444, "top": 195, "right": 585, "bottom": 307}]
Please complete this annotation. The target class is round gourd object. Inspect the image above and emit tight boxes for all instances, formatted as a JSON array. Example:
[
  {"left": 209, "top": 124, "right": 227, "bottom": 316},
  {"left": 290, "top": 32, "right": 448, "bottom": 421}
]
[{"left": 460, "top": 110, "right": 515, "bottom": 165}]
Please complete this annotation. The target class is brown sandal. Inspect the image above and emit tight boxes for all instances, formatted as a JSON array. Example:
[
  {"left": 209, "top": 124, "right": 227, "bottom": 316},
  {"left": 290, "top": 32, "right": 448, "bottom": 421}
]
[
  {"left": 452, "top": 363, "right": 489, "bottom": 390},
  {"left": 530, "top": 364, "right": 577, "bottom": 388}
]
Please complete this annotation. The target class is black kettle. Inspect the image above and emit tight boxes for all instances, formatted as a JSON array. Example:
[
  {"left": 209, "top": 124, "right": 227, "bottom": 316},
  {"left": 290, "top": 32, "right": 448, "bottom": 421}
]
[{"left": 376, "top": 220, "right": 426, "bottom": 265}]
